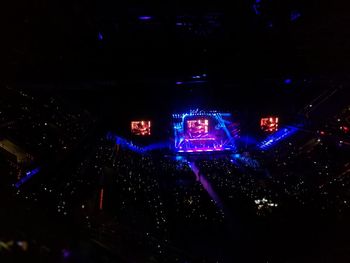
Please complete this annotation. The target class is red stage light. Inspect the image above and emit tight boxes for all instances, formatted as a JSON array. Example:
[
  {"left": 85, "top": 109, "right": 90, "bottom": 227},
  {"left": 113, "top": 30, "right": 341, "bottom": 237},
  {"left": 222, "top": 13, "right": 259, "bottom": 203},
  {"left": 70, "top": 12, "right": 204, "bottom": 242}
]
[
  {"left": 99, "top": 188, "right": 104, "bottom": 210},
  {"left": 340, "top": 126, "right": 349, "bottom": 133},
  {"left": 131, "top": 120, "right": 151, "bottom": 136},
  {"left": 260, "top": 117, "right": 279, "bottom": 132}
]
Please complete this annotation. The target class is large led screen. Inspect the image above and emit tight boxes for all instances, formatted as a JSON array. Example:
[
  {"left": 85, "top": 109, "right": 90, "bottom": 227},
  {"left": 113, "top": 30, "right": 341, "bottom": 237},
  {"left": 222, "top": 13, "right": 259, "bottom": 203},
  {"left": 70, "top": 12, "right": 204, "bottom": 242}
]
[
  {"left": 131, "top": 121, "right": 151, "bottom": 136},
  {"left": 186, "top": 119, "right": 209, "bottom": 138}
]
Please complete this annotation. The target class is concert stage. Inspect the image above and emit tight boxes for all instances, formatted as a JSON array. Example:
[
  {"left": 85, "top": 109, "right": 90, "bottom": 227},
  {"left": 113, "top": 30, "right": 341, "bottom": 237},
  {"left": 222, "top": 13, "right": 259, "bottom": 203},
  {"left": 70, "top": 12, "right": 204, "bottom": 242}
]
[{"left": 172, "top": 110, "right": 239, "bottom": 153}]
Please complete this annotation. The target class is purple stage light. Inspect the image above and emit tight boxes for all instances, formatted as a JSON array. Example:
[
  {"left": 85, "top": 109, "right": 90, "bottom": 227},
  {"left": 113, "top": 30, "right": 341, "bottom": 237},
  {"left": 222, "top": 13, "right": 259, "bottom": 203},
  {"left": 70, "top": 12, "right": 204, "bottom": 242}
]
[
  {"left": 138, "top": 16, "right": 153, "bottom": 21},
  {"left": 62, "top": 249, "right": 71, "bottom": 259}
]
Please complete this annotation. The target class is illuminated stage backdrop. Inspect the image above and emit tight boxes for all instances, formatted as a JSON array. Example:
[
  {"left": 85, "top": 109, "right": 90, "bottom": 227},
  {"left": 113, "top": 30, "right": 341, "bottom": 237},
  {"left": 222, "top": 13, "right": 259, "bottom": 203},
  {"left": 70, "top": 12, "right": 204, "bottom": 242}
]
[{"left": 172, "top": 110, "right": 239, "bottom": 153}]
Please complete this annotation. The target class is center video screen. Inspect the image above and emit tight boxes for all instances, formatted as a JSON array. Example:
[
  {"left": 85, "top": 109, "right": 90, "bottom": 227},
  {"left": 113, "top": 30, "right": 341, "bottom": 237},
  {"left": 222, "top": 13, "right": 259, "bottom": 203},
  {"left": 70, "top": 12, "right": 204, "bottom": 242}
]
[
  {"left": 131, "top": 121, "right": 151, "bottom": 136},
  {"left": 186, "top": 119, "right": 209, "bottom": 138}
]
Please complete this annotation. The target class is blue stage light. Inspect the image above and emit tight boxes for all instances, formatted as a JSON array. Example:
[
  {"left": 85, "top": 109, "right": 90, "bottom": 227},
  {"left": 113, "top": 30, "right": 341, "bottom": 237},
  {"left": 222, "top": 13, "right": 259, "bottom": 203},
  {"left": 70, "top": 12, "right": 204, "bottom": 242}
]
[
  {"left": 291, "top": 11, "right": 301, "bottom": 21},
  {"left": 259, "top": 126, "right": 298, "bottom": 149},
  {"left": 107, "top": 133, "right": 169, "bottom": 154},
  {"left": 232, "top": 153, "right": 241, "bottom": 159},
  {"left": 15, "top": 167, "right": 41, "bottom": 188},
  {"left": 284, "top": 78, "right": 292, "bottom": 85}
]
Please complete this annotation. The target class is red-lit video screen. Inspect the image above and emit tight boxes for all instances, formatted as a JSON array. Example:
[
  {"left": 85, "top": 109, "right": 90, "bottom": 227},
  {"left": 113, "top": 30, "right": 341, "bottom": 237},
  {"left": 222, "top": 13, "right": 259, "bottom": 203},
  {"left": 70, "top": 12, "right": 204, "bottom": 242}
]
[
  {"left": 131, "top": 121, "right": 151, "bottom": 136},
  {"left": 186, "top": 119, "right": 209, "bottom": 138},
  {"left": 260, "top": 117, "right": 279, "bottom": 132}
]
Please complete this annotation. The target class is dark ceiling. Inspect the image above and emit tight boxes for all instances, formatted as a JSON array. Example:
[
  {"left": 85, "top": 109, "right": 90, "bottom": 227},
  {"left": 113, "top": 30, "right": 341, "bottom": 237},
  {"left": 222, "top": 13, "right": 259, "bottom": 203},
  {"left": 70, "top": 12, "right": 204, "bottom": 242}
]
[{"left": 3, "top": 0, "right": 350, "bottom": 81}]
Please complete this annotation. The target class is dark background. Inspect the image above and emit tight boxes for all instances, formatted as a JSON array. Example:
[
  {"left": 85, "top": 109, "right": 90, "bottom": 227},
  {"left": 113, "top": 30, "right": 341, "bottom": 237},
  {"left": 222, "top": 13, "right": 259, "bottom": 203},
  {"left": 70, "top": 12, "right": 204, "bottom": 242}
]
[{"left": 1, "top": 0, "right": 349, "bottom": 116}]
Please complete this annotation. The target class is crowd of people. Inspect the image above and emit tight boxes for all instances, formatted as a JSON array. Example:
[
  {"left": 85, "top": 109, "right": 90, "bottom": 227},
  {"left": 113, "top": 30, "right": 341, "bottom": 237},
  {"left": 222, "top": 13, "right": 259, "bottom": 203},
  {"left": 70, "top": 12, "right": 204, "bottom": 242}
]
[
  {"left": 103, "top": 143, "right": 226, "bottom": 261},
  {"left": 3, "top": 101, "right": 350, "bottom": 262},
  {"left": 0, "top": 86, "right": 96, "bottom": 182}
]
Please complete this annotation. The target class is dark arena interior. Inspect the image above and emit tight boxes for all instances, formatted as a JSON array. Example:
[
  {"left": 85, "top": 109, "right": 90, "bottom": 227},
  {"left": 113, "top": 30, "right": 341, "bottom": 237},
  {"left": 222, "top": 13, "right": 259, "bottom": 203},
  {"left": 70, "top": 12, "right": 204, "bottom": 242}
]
[{"left": 2, "top": 1, "right": 350, "bottom": 262}]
